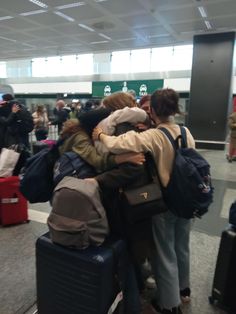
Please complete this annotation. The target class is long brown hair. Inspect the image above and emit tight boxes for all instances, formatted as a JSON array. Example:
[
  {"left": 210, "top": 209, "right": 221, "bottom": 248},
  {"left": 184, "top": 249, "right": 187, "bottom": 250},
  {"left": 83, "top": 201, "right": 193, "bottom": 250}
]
[{"left": 102, "top": 92, "right": 136, "bottom": 111}]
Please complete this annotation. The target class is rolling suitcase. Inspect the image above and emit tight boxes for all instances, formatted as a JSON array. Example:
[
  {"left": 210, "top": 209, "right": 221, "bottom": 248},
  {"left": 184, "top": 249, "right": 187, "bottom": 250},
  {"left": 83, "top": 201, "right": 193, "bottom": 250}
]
[
  {"left": 209, "top": 227, "right": 236, "bottom": 313},
  {"left": 0, "top": 176, "right": 28, "bottom": 226},
  {"left": 36, "top": 233, "right": 125, "bottom": 314}
]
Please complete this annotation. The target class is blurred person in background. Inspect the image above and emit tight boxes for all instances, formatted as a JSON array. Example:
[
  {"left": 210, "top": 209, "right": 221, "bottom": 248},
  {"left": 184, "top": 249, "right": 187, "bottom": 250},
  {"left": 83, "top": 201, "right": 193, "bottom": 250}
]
[
  {"left": 32, "top": 104, "right": 49, "bottom": 141},
  {"left": 69, "top": 100, "right": 80, "bottom": 119},
  {"left": 51, "top": 99, "right": 69, "bottom": 135},
  {"left": 227, "top": 110, "right": 236, "bottom": 162},
  {"left": 0, "top": 94, "right": 33, "bottom": 149}
]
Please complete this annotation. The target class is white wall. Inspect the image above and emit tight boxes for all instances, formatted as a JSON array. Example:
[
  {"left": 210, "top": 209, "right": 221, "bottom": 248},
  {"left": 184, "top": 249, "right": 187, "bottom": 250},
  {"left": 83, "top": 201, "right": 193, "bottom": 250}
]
[{"left": 11, "top": 81, "right": 92, "bottom": 94}]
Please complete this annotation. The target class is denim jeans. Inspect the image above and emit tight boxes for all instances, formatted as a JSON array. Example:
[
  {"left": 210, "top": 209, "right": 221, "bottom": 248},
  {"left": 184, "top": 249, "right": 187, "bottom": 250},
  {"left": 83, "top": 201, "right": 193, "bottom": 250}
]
[{"left": 151, "top": 210, "right": 191, "bottom": 309}]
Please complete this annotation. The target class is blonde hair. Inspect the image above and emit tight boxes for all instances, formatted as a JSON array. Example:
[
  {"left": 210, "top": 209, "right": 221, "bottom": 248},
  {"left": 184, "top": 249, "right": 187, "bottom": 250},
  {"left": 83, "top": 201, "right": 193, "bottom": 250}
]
[
  {"left": 102, "top": 92, "right": 136, "bottom": 111},
  {"left": 60, "top": 119, "right": 81, "bottom": 138}
]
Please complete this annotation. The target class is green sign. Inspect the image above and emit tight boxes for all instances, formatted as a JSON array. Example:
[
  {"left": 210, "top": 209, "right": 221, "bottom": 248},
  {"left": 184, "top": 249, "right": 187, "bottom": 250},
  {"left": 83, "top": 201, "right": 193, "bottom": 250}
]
[{"left": 92, "top": 79, "right": 164, "bottom": 97}]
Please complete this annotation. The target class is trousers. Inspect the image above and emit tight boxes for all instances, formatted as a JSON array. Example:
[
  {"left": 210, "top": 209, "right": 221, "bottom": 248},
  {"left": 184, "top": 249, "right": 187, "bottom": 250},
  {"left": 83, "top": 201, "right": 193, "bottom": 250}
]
[{"left": 151, "top": 210, "right": 191, "bottom": 309}]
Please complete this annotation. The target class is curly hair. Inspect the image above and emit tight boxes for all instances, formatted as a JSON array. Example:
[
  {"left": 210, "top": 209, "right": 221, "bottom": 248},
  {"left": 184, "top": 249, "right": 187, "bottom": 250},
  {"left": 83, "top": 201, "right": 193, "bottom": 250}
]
[
  {"left": 102, "top": 92, "right": 136, "bottom": 111},
  {"left": 151, "top": 88, "right": 180, "bottom": 117}
]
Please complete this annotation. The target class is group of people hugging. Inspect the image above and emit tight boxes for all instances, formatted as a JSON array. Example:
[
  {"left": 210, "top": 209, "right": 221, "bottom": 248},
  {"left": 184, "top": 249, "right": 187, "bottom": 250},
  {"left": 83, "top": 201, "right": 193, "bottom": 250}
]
[{"left": 55, "top": 88, "right": 196, "bottom": 314}]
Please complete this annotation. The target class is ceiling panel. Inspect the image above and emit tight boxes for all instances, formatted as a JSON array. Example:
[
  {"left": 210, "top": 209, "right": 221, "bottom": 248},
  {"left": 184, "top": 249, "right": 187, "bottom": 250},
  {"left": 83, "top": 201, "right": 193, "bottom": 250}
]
[
  {"left": 58, "top": 5, "right": 105, "bottom": 21},
  {"left": 0, "top": 17, "right": 38, "bottom": 30},
  {"left": 26, "top": 28, "right": 62, "bottom": 38},
  {"left": 97, "top": 0, "right": 146, "bottom": 15},
  {"left": 0, "top": 0, "right": 235, "bottom": 60},
  {"left": 172, "top": 20, "right": 206, "bottom": 33},
  {"left": 0, "top": 0, "right": 41, "bottom": 14},
  {"left": 120, "top": 13, "right": 160, "bottom": 28},
  {"left": 26, "top": 12, "right": 70, "bottom": 26},
  {"left": 205, "top": 1, "right": 236, "bottom": 17},
  {"left": 51, "top": 24, "right": 87, "bottom": 36},
  {"left": 161, "top": 6, "right": 201, "bottom": 23}
]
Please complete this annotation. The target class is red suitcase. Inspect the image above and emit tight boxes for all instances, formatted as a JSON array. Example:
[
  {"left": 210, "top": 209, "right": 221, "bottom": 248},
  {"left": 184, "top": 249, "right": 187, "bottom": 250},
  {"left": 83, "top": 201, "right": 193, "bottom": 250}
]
[{"left": 0, "top": 176, "right": 28, "bottom": 226}]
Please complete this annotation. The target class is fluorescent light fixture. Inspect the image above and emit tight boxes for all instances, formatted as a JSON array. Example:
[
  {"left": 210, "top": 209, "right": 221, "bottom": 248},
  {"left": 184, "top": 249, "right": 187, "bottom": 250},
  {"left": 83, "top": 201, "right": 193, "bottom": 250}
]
[
  {"left": 117, "top": 37, "right": 135, "bottom": 42},
  {"left": 0, "top": 16, "right": 13, "bottom": 21},
  {"left": 54, "top": 11, "right": 75, "bottom": 22},
  {"left": 198, "top": 6, "right": 207, "bottom": 18},
  {"left": 21, "top": 43, "right": 35, "bottom": 48},
  {"left": 0, "top": 36, "right": 17, "bottom": 42},
  {"left": 56, "top": 2, "right": 85, "bottom": 9},
  {"left": 205, "top": 20, "right": 212, "bottom": 29},
  {"left": 148, "top": 34, "right": 169, "bottom": 38},
  {"left": 94, "top": 0, "right": 108, "bottom": 2},
  {"left": 78, "top": 23, "right": 94, "bottom": 32},
  {"left": 20, "top": 9, "right": 46, "bottom": 16},
  {"left": 99, "top": 33, "right": 111, "bottom": 40},
  {"left": 29, "top": 0, "right": 48, "bottom": 8},
  {"left": 90, "top": 40, "right": 108, "bottom": 44}
]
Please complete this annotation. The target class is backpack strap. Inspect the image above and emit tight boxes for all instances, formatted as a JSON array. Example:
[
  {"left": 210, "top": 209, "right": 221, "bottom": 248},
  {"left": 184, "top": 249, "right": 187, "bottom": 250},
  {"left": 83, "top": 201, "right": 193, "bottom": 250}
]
[
  {"left": 159, "top": 126, "right": 187, "bottom": 149},
  {"left": 179, "top": 126, "right": 187, "bottom": 148}
]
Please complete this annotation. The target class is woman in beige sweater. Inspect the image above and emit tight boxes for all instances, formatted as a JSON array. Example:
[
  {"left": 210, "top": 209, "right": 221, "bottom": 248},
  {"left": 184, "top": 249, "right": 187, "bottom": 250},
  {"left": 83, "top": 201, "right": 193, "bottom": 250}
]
[{"left": 93, "top": 88, "right": 195, "bottom": 314}]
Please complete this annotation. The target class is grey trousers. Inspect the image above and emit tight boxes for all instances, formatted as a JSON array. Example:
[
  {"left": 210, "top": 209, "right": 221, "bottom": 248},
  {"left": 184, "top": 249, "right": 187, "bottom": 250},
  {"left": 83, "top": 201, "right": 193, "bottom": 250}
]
[{"left": 151, "top": 210, "right": 191, "bottom": 309}]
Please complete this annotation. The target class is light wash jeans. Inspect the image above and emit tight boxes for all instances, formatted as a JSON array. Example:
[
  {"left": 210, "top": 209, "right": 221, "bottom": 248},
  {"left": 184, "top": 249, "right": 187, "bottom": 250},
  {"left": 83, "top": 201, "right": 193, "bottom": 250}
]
[{"left": 151, "top": 210, "right": 191, "bottom": 309}]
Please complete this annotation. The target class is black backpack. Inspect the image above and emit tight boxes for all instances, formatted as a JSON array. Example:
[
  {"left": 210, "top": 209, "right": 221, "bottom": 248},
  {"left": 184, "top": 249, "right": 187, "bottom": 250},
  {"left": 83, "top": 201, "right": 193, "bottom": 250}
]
[
  {"left": 159, "top": 126, "right": 214, "bottom": 219},
  {"left": 20, "top": 142, "right": 61, "bottom": 203},
  {"left": 53, "top": 151, "right": 96, "bottom": 186}
]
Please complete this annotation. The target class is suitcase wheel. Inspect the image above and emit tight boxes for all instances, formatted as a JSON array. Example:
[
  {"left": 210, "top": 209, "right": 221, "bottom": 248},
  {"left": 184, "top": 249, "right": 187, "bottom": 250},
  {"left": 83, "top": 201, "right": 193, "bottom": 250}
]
[{"left": 208, "top": 296, "right": 215, "bottom": 305}]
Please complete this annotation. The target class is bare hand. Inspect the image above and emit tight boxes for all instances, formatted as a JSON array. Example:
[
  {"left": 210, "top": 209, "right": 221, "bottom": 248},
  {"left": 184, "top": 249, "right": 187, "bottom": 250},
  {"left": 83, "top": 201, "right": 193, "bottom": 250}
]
[
  {"left": 92, "top": 127, "right": 104, "bottom": 141},
  {"left": 12, "top": 104, "right": 20, "bottom": 113},
  {"left": 115, "top": 152, "right": 145, "bottom": 165},
  {"left": 135, "top": 123, "right": 149, "bottom": 130}
]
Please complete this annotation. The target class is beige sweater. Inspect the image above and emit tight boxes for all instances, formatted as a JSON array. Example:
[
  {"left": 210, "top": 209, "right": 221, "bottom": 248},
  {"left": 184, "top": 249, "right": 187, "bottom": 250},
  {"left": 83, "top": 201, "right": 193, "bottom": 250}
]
[{"left": 100, "top": 122, "right": 195, "bottom": 187}]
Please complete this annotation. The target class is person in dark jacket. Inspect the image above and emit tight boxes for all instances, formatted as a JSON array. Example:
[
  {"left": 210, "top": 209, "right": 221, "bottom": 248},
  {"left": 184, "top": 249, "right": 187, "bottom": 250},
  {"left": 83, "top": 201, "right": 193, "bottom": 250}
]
[{"left": 51, "top": 99, "right": 69, "bottom": 134}]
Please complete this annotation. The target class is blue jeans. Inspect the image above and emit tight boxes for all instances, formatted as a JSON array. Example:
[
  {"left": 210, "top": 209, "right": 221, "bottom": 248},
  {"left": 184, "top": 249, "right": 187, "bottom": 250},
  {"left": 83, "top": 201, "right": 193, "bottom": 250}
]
[{"left": 151, "top": 211, "right": 191, "bottom": 309}]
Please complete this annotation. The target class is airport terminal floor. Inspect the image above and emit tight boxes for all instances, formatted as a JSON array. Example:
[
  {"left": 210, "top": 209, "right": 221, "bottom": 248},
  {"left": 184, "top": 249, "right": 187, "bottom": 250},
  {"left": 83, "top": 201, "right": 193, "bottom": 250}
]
[{"left": 0, "top": 149, "right": 235, "bottom": 314}]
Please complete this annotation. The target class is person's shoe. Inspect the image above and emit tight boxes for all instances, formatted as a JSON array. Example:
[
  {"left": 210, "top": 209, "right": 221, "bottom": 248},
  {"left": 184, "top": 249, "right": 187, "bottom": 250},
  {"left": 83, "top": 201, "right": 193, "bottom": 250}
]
[
  {"left": 180, "top": 287, "right": 191, "bottom": 303},
  {"left": 227, "top": 155, "right": 233, "bottom": 163},
  {"left": 151, "top": 299, "right": 182, "bottom": 314}
]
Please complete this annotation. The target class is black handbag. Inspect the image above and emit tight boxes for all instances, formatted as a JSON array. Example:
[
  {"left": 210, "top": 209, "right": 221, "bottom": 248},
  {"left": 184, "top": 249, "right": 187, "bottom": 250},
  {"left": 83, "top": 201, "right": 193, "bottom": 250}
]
[{"left": 120, "top": 154, "right": 167, "bottom": 224}]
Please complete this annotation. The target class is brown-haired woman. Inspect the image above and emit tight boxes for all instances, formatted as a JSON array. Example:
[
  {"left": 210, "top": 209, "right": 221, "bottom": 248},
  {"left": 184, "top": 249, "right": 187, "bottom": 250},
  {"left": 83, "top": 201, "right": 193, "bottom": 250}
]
[
  {"left": 93, "top": 88, "right": 195, "bottom": 314},
  {"left": 32, "top": 104, "right": 49, "bottom": 141}
]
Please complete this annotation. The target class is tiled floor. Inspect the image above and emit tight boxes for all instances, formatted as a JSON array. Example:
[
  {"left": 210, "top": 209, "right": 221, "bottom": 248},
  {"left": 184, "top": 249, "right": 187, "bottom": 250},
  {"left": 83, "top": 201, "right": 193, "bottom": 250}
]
[{"left": 0, "top": 150, "right": 235, "bottom": 314}]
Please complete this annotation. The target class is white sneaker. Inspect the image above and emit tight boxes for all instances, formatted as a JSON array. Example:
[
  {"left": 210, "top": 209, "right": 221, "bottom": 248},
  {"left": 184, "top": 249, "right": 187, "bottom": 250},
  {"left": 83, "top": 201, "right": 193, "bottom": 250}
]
[{"left": 145, "top": 276, "right": 156, "bottom": 289}]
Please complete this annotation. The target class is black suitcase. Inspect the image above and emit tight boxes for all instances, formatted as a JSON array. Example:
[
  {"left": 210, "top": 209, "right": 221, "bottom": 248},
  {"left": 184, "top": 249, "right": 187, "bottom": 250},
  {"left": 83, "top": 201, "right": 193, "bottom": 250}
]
[
  {"left": 209, "top": 227, "right": 236, "bottom": 313},
  {"left": 36, "top": 233, "right": 125, "bottom": 314}
]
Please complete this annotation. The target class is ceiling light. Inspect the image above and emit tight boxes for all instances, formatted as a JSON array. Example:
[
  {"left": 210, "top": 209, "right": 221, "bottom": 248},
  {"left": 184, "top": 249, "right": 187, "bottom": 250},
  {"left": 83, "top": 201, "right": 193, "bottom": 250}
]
[
  {"left": 94, "top": 0, "right": 108, "bottom": 2},
  {"left": 148, "top": 34, "right": 169, "bottom": 38},
  {"left": 29, "top": 0, "right": 48, "bottom": 8},
  {"left": 78, "top": 24, "right": 94, "bottom": 32},
  {"left": 54, "top": 11, "right": 75, "bottom": 22},
  {"left": 56, "top": 2, "right": 85, "bottom": 9},
  {"left": 0, "top": 36, "right": 17, "bottom": 42},
  {"left": 205, "top": 20, "right": 212, "bottom": 29},
  {"left": 99, "top": 33, "right": 111, "bottom": 40},
  {"left": 117, "top": 37, "right": 135, "bottom": 42},
  {"left": 198, "top": 6, "right": 207, "bottom": 18},
  {"left": 20, "top": 10, "right": 46, "bottom": 16},
  {"left": 0, "top": 16, "right": 13, "bottom": 21},
  {"left": 90, "top": 40, "right": 108, "bottom": 44}
]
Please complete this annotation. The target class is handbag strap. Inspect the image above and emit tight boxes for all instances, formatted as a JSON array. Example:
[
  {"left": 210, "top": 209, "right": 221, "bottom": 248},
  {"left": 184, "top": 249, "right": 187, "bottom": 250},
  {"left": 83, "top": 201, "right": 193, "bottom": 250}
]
[{"left": 145, "top": 152, "right": 161, "bottom": 186}]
